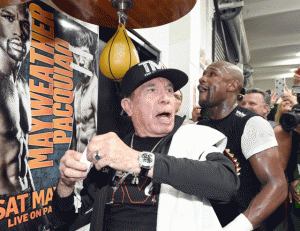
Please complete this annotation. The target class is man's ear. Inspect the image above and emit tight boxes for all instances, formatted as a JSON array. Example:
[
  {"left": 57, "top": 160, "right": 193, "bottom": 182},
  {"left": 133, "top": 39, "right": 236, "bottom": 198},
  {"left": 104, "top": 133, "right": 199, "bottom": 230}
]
[
  {"left": 121, "top": 98, "right": 133, "bottom": 117},
  {"left": 263, "top": 104, "right": 270, "bottom": 115},
  {"left": 227, "top": 80, "right": 240, "bottom": 92}
]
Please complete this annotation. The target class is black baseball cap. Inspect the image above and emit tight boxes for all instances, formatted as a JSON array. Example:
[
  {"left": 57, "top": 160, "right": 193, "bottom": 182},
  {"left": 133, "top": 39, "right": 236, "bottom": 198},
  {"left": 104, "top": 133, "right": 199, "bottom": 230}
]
[{"left": 120, "top": 60, "right": 189, "bottom": 97}]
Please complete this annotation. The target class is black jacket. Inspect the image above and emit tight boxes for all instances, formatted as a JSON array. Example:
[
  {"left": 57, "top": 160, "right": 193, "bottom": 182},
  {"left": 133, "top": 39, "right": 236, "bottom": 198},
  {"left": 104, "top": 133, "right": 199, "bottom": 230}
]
[{"left": 51, "top": 116, "right": 239, "bottom": 230}]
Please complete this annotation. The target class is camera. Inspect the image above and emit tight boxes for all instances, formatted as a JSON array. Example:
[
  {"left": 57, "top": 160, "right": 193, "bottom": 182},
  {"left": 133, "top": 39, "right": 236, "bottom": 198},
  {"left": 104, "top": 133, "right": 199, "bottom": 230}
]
[
  {"left": 280, "top": 91, "right": 300, "bottom": 132},
  {"left": 280, "top": 105, "right": 300, "bottom": 132},
  {"left": 237, "top": 87, "right": 246, "bottom": 101}
]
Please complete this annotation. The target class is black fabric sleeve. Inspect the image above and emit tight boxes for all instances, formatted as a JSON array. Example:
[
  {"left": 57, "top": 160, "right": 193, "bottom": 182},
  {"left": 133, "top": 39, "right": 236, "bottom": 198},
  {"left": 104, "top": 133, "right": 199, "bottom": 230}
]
[
  {"left": 152, "top": 152, "right": 240, "bottom": 203},
  {"left": 51, "top": 168, "right": 105, "bottom": 230},
  {"left": 51, "top": 190, "right": 78, "bottom": 230},
  {"left": 51, "top": 185, "right": 97, "bottom": 230}
]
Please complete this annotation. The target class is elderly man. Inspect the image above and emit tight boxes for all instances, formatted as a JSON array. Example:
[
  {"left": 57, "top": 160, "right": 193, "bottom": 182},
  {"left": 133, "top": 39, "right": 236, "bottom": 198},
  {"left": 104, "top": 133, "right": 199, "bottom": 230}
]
[
  {"left": 197, "top": 61, "right": 288, "bottom": 231},
  {"left": 52, "top": 60, "right": 239, "bottom": 231}
]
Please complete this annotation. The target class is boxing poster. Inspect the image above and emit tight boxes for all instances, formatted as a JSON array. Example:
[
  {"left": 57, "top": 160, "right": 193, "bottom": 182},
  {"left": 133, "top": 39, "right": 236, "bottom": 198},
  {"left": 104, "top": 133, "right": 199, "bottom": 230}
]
[{"left": 0, "top": 1, "right": 101, "bottom": 230}]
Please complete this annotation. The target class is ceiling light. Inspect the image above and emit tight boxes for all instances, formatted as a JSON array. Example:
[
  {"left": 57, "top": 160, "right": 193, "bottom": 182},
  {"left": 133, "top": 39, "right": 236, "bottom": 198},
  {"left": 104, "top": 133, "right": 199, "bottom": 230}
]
[{"left": 296, "top": 52, "right": 300, "bottom": 57}]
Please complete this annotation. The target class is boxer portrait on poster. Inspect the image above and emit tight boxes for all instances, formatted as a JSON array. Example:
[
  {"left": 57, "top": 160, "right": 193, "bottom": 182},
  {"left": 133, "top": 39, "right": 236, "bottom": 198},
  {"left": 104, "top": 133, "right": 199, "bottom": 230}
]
[
  {"left": 0, "top": 3, "right": 50, "bottom": 230},
  {"left": 69, "top": 29, "right": 98, "bottom": 154}
]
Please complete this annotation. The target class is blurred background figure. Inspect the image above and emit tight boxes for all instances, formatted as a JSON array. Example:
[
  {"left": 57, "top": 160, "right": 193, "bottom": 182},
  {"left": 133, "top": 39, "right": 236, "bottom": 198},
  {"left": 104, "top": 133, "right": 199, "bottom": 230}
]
[
  {"left": 266, "top": 85, "right": 297, "bottom": 123},
  {"left": 267, "top": 89, "right": 280, "bottom": 121},
  {"left": 191, "top": 105, "right": 201, "bottom": 122},
  {"left": 174, "top": 90, "right": 202, "bottom": 124},
  {"left": 287, "top": 122, "right": 300, "bottom": 230},
  {"left": 174, "top": 90, "right": 182, "bottom": 114},
  {"left": 293, "top": 67, "right": 300, "bottom": 86},
  {"left": 286, "top": 70, "right": 300, "bottom": 230},
  {"left": 175, "top": 89, "right": 201, "bottom": 124},
  {"left": 275, "top": 100, "right": 294, "bottom": 123},
  {"left": 239, "top": 88, "right": 270, "bottom": 118}
]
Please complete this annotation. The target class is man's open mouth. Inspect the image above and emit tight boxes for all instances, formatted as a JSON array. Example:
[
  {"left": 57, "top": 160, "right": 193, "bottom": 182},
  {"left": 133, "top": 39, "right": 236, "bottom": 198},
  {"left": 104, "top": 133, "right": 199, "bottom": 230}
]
[
  {"left": 156, "top": 111, "right": 172, "bottom": 122},
  {"left": 198, "top": 86, "right": 208, "bottom": 93}
]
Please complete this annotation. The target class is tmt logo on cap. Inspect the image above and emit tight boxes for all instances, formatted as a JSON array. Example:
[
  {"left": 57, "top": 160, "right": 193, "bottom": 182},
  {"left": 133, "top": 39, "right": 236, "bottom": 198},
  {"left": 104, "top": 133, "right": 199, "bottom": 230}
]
[
  {"left": 138, "top": 61, "right": 167, "bottom": 76},
  {"left": 120, "top": 60, "right": 188, "bottom": 98}
]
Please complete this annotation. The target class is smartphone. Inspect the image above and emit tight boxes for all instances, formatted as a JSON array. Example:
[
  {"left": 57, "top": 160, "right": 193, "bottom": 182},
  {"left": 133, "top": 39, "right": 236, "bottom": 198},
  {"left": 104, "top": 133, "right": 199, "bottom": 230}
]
[
  {"left": 292, "top": 85, "right": 300, "bottom": 94},
  {"left": 275, "top": 78, "right": 286, "bottom": 97}
]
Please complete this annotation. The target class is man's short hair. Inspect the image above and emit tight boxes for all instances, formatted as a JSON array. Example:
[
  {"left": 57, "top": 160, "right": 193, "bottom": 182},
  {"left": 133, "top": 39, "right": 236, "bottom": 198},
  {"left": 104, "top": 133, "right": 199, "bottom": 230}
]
[
  {"left": 245, "top": 88, "right": 271, "bottom": 106},
  {"left": 70, "top": 29, "right": 97, "bottom": 55}
]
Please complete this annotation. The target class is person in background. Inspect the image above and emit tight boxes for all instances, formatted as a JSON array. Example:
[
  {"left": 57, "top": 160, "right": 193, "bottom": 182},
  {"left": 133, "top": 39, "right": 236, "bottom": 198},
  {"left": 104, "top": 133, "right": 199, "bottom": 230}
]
[
  {"left": 192, "top": 105, "right": 201, "bottom": 122},
  {"left": 272, "top": 85, "right": 297, "bottom": 123},
  {"left": 286, "top": 69, "right": 300, "bottom": 229},
  {"left": 239, "top": 88, "right": 270, "bottom": 119},
  {"left": 275, "top": 100, "right": 293, "bottom": 123},
  {"left": 267, "top": 89, "right": 279, "bottom": 121},
  {"left": 293, "top": 67, "right": 300, "bottom": 86},
  {"left": 174, "top": 89, "right": 202, "bottom": 123},
  {"left": 174, "top": 89, "right": 182, "bottom": 114},
  {"left": 286, "top": 121, "right": 300, "bottom": 230},
  {"left": 197, "top": 61, "right": 287, "bottom": 231},
  {"left": 240, "top": 88, "right": 292, "bottom": 230}
]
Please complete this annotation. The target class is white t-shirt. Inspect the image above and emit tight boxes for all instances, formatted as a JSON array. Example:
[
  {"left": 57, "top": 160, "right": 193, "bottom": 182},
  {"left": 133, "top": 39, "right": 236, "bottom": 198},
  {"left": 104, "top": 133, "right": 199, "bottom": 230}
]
[{"left": 241, "top": 116, "right": 278, "bottom": 159}]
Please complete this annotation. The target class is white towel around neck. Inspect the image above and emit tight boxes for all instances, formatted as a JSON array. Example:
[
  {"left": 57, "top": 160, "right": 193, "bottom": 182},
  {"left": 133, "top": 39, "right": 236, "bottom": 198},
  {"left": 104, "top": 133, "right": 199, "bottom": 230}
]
[{"left": 157, "top": 124, "right": 227, "bottom": 231}]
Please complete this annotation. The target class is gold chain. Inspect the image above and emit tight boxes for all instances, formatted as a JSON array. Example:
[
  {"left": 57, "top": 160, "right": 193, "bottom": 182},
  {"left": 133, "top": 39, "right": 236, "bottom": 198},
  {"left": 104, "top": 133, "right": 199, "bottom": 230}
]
[{"left": 130, "top": 133, "right": 164, "bottom": 152}]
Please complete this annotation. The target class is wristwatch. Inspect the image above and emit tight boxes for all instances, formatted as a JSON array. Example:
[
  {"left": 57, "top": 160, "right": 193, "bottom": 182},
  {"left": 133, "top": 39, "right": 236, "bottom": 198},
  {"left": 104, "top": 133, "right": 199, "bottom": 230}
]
[{"left": 138, "top": 152, "right": 155, "bottom": 177}]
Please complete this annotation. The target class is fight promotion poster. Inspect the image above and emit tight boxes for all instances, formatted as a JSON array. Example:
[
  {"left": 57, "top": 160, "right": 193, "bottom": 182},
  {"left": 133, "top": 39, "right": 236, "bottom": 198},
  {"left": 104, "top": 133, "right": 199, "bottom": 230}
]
[{"left": 0, "top": 0, "right": 100, "bottom": 230}]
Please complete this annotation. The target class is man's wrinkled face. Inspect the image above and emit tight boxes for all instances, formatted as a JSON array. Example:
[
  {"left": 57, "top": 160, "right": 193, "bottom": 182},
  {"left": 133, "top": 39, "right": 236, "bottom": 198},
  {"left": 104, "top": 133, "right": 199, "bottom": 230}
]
[
  {"left": 0, "top": 4, "right": 31, "bottom": 62},
  {"left": 240, "top": 93, "right": 269, "bottom": 117},
  {"left": 73, "top": 45, "right": 94, "bottom": 83},
  {"left": 197, "top": 63, "right": 230, "bottom": 108},
  {"left": 125, "top": 77, "right": 176, "bottom": 137}
]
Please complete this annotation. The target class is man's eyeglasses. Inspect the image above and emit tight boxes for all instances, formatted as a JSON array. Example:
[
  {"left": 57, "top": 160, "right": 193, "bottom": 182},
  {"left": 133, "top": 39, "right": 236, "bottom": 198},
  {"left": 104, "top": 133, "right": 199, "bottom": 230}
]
[{"left": 174, "top": 95, "right": 182, "bottom": 101}]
